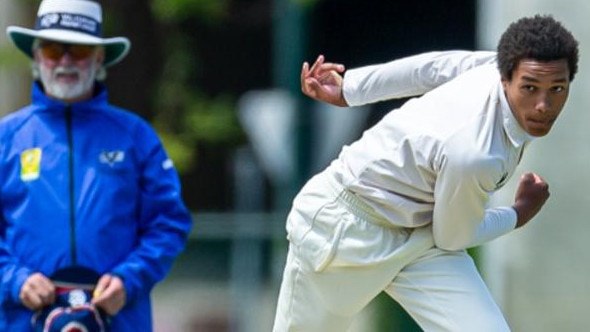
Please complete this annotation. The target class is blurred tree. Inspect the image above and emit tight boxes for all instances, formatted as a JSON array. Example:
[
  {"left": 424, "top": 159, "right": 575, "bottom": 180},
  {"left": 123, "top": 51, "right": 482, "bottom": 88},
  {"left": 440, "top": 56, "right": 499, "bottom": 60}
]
[
  {"left": 100, "top": 0, "right": 162, "bottom": 120},
  {"left": 1, "top": 0, "right": 482, "bottom": 330},
  {"left": 98, "top": 0, "right": 255, "bottom": 209}
]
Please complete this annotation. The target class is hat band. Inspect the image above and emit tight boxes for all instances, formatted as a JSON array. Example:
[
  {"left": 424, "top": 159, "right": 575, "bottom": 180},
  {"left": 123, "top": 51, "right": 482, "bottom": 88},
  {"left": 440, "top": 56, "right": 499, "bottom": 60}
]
[{"left": 35, "top": 12, "right": 102, "bottom": 37}]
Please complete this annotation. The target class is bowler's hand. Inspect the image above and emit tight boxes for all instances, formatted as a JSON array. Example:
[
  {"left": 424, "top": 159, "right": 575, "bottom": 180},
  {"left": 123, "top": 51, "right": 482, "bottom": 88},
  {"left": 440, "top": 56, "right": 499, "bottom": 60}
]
[
  {"left": 301, "top": 55, "right": 348, "bottom": 106},
  {"left": 91, "top": 274, "right": 126, "bottom": 316},
  {"left": 512, "top": 172, "right": 550, "bottom": 228},
  {"left": 20, "top": 273, "right": 55, "bottom": 310}
]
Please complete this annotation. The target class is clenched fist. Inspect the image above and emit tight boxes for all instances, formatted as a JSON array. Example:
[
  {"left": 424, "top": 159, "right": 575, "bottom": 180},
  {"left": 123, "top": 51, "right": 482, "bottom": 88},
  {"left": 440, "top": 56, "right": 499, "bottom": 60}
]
[{"left": 512, "top": 172, "right": 550, "bottom": 228}]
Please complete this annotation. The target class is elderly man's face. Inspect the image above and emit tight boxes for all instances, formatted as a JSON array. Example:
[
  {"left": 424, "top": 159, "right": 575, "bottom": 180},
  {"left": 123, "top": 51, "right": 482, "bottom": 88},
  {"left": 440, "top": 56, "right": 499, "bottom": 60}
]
[{"left": 34, "top": 40, "right": 104, "bottom": 102}]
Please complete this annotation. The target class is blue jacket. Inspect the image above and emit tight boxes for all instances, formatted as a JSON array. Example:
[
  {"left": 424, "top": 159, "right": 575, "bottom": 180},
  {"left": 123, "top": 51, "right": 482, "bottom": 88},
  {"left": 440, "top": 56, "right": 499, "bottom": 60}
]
[{"left": 0, "top": 82, "right": 193, "bottom": 331}]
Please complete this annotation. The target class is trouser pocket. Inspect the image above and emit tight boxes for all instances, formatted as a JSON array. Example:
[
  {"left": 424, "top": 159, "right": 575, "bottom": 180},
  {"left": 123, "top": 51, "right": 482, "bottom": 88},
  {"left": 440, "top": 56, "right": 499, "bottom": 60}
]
[
  {"left": 312, "top": 222, "right": 345, "bottom": 272},
  {"left": 286, "top": 185, "right": 349, "bottom": 273}
]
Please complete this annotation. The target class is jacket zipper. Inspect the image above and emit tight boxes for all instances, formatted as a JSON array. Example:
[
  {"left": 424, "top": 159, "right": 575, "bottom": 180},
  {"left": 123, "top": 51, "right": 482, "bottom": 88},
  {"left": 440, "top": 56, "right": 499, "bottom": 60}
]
[{"left": 65, "top": 105, "right": 77, "bottom": 265}]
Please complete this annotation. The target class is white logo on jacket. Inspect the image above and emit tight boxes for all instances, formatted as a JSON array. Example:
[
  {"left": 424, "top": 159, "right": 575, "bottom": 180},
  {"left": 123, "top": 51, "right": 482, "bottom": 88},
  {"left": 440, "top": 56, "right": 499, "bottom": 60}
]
[
  {"left": 162, "top": 158, "right": 174, "bottom": 170},
  {"left": 99, "top": 151, "right": 124, "bottom": 166}
]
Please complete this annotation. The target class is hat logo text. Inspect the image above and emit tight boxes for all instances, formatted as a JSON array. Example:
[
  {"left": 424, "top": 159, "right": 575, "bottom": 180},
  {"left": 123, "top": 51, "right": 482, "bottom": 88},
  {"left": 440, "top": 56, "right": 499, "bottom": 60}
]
[
  {"left": 36, "top": 13, "right": 101, "bottom": 36},
  {"left": 60, "top": 14, "right": 97, "bottom": 34}
]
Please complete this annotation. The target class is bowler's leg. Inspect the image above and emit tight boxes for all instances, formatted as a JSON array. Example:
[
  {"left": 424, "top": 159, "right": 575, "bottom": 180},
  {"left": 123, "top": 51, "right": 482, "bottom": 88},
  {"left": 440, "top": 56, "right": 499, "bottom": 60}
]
[
  {"left": 272, "top": 245, "right": 356, "bottom": 332},
  {"left": 385, "top": 249, "right": 510, "bottom": 332}
]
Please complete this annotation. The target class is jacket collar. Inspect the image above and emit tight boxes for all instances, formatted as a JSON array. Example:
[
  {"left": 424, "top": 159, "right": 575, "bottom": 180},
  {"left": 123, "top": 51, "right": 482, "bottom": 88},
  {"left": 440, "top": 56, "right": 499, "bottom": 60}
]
[{"left": 31, "top": 81, "right": 109, "bottom": 112}]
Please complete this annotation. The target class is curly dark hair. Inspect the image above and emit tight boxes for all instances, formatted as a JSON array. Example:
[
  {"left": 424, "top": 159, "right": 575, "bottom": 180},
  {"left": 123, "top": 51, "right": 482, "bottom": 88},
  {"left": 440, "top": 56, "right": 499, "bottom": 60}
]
[{"left": 497, "top": 15, "right": 579, "bottom": 82}]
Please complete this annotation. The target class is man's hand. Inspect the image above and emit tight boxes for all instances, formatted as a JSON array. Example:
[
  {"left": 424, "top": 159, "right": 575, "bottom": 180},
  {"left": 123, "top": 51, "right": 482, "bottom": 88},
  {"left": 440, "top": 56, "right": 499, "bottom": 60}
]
[
  {"left": 512, "top": 172, "right": 550, "bottom": 228},
  {"left": 91, "top": 274, "right": 126, "bottom": 316},
  {"left": 301, "top": 55, "right": 348, "bottom": 106},
  {"left": 19, "top": 273, "right": 55, "bottom": 310}
]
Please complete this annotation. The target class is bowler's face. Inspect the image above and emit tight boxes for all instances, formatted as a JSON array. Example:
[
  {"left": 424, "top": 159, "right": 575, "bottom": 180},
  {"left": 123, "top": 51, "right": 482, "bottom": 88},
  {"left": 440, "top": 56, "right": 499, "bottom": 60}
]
[{"left": 502, "top": 59, "right": 570, "bottom": 137}]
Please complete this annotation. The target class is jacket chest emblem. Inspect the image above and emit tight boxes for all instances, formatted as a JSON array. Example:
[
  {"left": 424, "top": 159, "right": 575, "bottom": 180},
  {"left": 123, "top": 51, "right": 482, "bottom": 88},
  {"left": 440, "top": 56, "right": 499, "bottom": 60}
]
[
  {"left": 21, "top": 148, "right": 42, "bottom": 181},
  {"left": 99, "top": 150, "right": 125, "bottom": 166}
]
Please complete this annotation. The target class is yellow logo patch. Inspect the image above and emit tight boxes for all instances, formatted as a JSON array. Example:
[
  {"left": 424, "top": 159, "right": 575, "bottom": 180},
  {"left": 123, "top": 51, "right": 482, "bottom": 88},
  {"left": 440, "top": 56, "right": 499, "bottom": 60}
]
[{"left": 21, "top": 148, "right": 42, "bottom": 181}]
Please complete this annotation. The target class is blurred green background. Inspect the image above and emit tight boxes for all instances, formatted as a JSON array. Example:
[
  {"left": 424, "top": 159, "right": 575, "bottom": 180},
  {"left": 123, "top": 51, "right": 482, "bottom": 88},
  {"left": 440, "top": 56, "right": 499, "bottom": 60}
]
[
  {"left": 0, "top": 0, "right": 480, "bottom": 331},
  {"left": 3, "top": 0, "right": 590, "bottom": 331}
]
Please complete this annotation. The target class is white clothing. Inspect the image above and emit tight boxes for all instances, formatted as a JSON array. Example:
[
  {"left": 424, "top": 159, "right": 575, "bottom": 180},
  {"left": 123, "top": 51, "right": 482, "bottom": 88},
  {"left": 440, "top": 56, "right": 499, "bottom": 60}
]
[
  {"left": 273, "top": 172, "right": 510, "bottom": 331},
  {"left": 273, "top": 51, "right": 523, "bottom": 331},
  {"left": 335, "top": 51, "right": 533, "bottom": 250}
]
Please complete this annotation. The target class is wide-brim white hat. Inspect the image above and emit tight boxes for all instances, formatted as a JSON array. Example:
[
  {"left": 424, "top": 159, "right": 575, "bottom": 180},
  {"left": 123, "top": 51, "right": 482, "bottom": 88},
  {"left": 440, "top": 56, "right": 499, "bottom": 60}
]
[{"left": 6, "top": 0, "right": 130, "bottom": 67}]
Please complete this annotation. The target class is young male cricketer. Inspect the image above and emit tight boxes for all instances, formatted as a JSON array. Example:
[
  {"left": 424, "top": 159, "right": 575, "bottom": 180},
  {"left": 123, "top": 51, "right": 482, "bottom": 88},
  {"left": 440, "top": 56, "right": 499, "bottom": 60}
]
[{"left": 273, "top": 15, "right": 579, "bottom": 331}]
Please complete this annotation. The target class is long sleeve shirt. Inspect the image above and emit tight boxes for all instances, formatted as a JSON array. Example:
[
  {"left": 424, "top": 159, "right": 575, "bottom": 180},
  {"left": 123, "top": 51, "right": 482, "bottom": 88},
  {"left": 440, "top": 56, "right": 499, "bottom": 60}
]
[{"left": 326, "top": 51, "right": 534, "bottom": 250}]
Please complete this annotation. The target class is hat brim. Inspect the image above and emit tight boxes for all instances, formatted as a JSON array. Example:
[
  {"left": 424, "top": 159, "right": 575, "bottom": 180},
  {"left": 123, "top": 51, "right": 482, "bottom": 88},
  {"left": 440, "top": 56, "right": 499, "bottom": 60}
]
[
  {"left": 51, "top": 266, "right": 101, "bottom": 288},
  {"left": 6, "top": 26, "right": 130, "bottom": 67}
]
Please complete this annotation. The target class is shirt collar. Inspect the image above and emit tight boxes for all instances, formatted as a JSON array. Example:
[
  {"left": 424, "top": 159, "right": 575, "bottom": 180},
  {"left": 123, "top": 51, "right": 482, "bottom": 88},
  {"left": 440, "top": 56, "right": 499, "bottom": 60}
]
[{"left": 497, "top": 82, "right": 535, "bottom": 148}]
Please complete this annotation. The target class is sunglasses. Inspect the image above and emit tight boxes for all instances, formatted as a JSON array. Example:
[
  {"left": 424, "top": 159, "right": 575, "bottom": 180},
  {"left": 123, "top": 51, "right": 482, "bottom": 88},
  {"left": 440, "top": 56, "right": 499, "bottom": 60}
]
[{"left": 38, "top": 42, "right": 96, "bottom": 61}]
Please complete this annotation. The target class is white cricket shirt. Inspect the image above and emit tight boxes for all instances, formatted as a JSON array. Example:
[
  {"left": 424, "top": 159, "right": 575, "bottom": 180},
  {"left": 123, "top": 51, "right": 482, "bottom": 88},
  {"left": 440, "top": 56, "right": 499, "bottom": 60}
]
[{"left": 327, "top": 51, "right": 534, "bottom": 250}]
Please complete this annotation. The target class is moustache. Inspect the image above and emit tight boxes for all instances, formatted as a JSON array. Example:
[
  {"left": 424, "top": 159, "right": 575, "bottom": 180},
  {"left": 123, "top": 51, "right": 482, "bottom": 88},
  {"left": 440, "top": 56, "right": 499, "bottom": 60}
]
[{"left": 53, "top": 66, "right": 81, "bottom": 77}]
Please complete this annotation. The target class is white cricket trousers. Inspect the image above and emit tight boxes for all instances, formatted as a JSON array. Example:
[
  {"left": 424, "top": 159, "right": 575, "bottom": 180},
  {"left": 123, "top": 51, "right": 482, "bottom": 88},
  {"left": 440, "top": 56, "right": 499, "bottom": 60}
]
[{"left": 273, "top": 171, "right": 510, "bottom": 332}]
